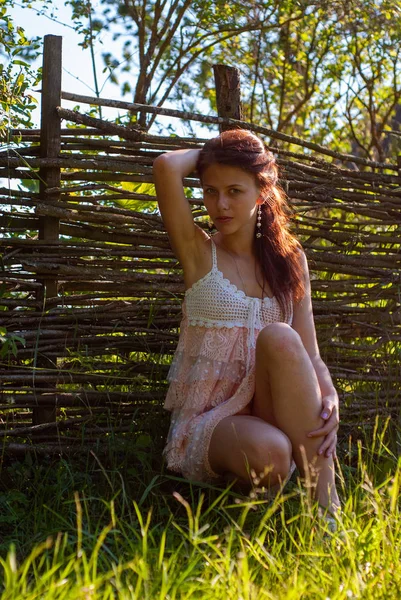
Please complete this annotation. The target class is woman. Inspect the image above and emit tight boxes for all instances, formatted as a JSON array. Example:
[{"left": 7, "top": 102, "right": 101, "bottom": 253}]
[{"left": 153, "top": 129, "right": 340, "bottom": 517}]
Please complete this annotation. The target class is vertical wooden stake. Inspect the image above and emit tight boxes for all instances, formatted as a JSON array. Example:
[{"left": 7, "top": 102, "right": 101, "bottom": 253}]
[
  {"left": 34, "top": 35, "right": 62, "bottom": 425},
  {"left": 213, "top": 65, "right": 243, "bottom": 131}
]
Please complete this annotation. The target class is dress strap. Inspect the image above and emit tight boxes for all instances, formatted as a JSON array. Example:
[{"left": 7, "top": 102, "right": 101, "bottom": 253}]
[{"left": 210, "top": 238, "right": 218, "bottom": 271}]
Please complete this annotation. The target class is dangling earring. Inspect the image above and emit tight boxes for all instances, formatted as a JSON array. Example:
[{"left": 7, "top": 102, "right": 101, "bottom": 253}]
[{"left": 256, "top": 204, "right": 262, "bottom": 238}]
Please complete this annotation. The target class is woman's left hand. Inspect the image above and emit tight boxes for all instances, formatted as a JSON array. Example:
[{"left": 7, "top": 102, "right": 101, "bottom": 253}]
[{"left": 307, "top": 394, "right": 339, "bottom": 459}]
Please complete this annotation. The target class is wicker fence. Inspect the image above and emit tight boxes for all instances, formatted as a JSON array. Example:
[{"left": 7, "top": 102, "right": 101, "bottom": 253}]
[{"left": 1, "top": 35, "right": 400, "bottom": 456}]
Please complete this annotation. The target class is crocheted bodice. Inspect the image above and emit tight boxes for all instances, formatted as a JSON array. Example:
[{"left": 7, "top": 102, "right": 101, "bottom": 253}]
[{"left": 183, "top": 238, "right": 293, "bottom": 368}]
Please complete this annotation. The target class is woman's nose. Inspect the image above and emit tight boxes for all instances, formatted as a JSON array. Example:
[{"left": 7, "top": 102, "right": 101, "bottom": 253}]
[{"left": 216, "top": 193, "right": 229, "bottom": 209}]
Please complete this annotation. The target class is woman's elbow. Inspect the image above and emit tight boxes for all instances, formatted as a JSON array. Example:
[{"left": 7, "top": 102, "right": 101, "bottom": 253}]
[{"left": 153, "top": 153, "right": 168, "bottom": 172}]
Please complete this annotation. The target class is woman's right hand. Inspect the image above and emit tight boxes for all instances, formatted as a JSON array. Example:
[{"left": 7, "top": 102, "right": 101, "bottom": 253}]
[{"left": 153, "top": 148, "right": 200, "bottom": 179}]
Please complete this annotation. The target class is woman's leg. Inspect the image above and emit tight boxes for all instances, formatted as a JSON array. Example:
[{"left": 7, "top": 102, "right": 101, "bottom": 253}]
[
  {"left": 208, "top": 414, "right": 293, "bottom": 489},
  {"left": 252, "top": 322, "right": 340, "bottom": 514}
]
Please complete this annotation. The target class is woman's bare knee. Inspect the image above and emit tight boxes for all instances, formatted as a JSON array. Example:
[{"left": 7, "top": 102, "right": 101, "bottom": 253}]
[
  {"left": 236, "top": 435, "right": 292, "bottom": 487},
  {"left": 256, "top": 323, "right": 303, "bottom": 358},
  {"left": 251, "top": 431, "right": 293, "bottom": 486},
  {"left": 208, "top": 416, "right": 293, "bottom": 486}
]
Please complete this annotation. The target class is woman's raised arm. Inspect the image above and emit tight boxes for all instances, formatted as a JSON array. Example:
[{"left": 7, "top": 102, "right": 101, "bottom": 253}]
[{"left": 153, "top": 149, "right": 203, "bottom": 267}]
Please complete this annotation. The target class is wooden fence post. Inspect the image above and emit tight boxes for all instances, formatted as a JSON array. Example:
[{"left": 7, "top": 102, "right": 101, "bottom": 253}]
[
  {"left": 33, "top": 34, "right": 62, "bottom": 425},
  {"left": 213, "top": 65, "right": 243, "bottom": 131}
]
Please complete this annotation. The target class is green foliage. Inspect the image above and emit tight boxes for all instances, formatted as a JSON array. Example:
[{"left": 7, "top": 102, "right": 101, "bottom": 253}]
[
  {"left": 113, "top": 182, "right": 158, "bottom": 213},
  {"left": 68, "top": 0, "right": 401, "bottom": 159},
  {"left": 0, "top": 326, "right": 26, "bottom": 360},
  {"left": 5, "top": 0, "right": 401, "bottom": 161},
  {"left": 0, "top": 285, "right": 26, "bottom": 361},
  {"left": 10, "top": 0, "right": 401, "bottom": 159},
  {"left": 0, "top": 0, "right": 41, "bottom": 135}
]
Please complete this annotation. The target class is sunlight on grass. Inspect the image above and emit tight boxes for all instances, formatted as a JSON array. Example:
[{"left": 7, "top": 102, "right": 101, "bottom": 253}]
[{"left": 1, "top": 418, "right": 401, "bottom": 598}]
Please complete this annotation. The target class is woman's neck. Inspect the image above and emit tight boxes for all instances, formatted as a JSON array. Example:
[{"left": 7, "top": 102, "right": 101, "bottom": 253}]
[{"left": 214, "top": 231, "right": 255, "bottom": 259}]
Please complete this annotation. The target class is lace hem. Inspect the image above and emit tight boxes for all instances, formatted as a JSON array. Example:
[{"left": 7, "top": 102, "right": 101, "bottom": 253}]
[
  {"left": 186, "top": 313, "right": 294, "bottom": 334},
  {"left": 187, "top": 318, "right": 249, "bottom": 328}
]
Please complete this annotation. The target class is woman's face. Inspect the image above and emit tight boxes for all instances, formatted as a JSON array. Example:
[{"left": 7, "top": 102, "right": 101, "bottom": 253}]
[{"left": 201, "top": 163, "right": 260, "bottom": 235}]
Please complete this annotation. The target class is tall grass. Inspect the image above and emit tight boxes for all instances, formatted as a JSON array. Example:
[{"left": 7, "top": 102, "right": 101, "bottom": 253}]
[{"left": 1, "top": 416, "right": 401, "bottom": 599}]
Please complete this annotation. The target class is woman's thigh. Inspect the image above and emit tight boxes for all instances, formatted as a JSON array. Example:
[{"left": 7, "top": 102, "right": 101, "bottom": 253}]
[
  {"left": 208, "top": 414, "right": 292, "bottom": 483},
  {"left": 251, "top": 323, "right": 308, "bottom": 427}
]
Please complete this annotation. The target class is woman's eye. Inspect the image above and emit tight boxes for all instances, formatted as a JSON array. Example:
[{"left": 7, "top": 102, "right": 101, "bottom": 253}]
[
  {"left": 230, "top": 188, "right": 241, "bottom": 194},
  {"left": 204, "top": 188, "right": 216, "bottom": 194}
]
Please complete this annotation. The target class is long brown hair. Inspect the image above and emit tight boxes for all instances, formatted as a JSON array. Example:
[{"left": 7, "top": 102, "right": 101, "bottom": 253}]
[{"left": 196, "top": 129, "right": 305, "bottom": 320}]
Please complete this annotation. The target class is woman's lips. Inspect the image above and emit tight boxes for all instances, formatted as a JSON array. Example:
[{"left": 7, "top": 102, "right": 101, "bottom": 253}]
[{"left": 216, "top": 217, "right": 233, "bottom": 222}]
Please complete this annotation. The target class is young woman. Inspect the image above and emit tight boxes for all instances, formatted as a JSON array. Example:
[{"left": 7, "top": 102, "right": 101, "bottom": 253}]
[{"left": 153, "top": 129, "right": 340, "bottom": 516}]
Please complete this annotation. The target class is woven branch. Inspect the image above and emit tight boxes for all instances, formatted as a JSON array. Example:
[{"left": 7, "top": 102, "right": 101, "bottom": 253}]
[
  {"left": 2, "top": 101, "right": 400, "bottom": 445},
  {"left": 60, "top": 92, "right": 400, "bottom": 170}
]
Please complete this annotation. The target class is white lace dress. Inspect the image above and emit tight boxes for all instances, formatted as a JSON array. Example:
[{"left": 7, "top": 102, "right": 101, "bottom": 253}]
[{"left": 163, "top": 236, "right": 295, "bottom": 483}]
